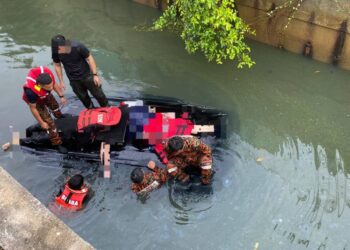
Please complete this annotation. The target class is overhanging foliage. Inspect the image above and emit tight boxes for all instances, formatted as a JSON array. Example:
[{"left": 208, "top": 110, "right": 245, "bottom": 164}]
[{"left": 153, "top": 0, "right": 255, "bottom": 68}]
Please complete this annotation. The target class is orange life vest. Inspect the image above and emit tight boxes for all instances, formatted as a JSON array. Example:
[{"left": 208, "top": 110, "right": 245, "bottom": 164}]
[
  {"left": 22, "top": 66, "right": 56, "bottom": 104},
  {"left": 77, "top": 107, "right": 122, "bottom": 132},
  {"left": 55, "top": 183, "right": 88, "bottom": 210}
]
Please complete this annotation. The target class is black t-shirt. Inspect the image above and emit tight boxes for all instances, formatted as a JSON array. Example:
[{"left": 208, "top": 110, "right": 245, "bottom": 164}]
[
  {"left": 52, "top": 41, "right": 91, "bottom": 81},
  {"left": 24, "top": 88, "right": 51, "bottom": 104},
  {"left": 24, "top": 88, "right": 39, "bottom": 103}
]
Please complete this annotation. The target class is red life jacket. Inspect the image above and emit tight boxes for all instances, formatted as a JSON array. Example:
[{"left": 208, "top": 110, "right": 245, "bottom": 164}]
[
  {"left": 77, "top": 107, "right": 122, "bottom": 132},
  {"left": 143, "top": 113, "right": 194, "bottom": 145},
  {"left": 146, "top": 115, "right": 194, "bottom": 163},
  {"left": 154, "top": 143, "right": 168, "bottom": 164},
  {"left": 55, "top": 183, "right": 89, "bottom": 210},
  {"left": 22, "top": 66, "right": 56, "bottom": 104}
]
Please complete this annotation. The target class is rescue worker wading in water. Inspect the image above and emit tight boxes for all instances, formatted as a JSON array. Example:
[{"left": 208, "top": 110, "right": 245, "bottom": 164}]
[
  {"left": 22, "top": 66, "right": 67, "bottom": 153},
  {"left": 131, "top": 160, "right": 167, "bottom": 196},
  {"left": 55, "top": 174, "right": 90, "bottom": 211},
  {"left": 161, "top": 135, "right": 213, "bottom": 185}
]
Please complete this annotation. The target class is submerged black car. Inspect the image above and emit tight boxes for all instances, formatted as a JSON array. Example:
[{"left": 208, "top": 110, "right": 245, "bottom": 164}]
[{"left": 20, "top": 96, "right": 227, "bottom": 166}]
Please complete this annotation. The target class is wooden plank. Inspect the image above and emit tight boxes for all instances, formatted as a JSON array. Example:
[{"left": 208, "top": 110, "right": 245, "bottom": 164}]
[
  {"left": 103, "top": 144, "right": 111, "bottom": 178},
  {"left": 12, "top": 132, "right": 20, "bottom": 145},
  {"left": 100, "top": 142, "right": 105, "bottom": 164},
  {"left": 191, "top": 125, "right": 214, "bottom": 134}
]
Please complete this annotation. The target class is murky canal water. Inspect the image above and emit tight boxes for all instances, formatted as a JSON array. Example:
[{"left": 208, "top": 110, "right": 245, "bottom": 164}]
[{"left": 1, "top": 0, "right": 350, "bottom": 249}]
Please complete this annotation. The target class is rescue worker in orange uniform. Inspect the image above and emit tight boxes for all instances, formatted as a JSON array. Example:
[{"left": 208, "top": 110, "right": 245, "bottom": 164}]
[
  {"left": 131, "top": 161, "right": 167, "bottom": 196},
  {"left": 22, "top": 66, "right": 67, "bottom": 153},
  {"left": 55, "top": 174, "right": 90, "bottom": 211},
  {"left": 162, "top": 135, "right": 213, "bottom": 185}
]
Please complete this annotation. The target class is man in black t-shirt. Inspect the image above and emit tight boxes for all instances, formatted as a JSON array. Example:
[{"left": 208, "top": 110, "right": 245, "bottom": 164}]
[{"left": 51, "top": 35, "right": 109, "bottom": 108}]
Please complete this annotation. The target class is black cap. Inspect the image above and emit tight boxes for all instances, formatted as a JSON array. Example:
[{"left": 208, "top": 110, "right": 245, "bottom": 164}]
[
  {"left": 51, "top": 34, "right": 71, "bottom": 54},
  {"left": 36, "top": 73, "right": 52, "bottom": 85},
  {"left": 52, "top": 34, "right": 66, "bottom": 46},
  {"left": 68, "top": 174, "right": 84, "bottom": 190}
]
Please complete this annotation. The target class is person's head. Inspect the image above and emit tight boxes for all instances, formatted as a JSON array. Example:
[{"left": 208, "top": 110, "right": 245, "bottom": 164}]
[
  {"left": 130, "top": 168, "right": 144, "bottom": 184},
  {"left": 167, "top": 136, "right": 184, "bottom": 153},
  {"left": 51, "top": 34, "right": 71, "bottom": 54},
  {"left": 68, "top": 174, "right": 84, "bottom": 190},
  {"left": 36, "top": 73, "right": 53, "bottom": 91}
]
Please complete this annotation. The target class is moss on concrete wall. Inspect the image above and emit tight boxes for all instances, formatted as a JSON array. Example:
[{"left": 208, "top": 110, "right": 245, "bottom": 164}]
[
  {"left": 134, "top": 0, "right": 350, "bottom": 70},
  {"left": 236, "top": 0, "right": 350, "bottom": 69}
]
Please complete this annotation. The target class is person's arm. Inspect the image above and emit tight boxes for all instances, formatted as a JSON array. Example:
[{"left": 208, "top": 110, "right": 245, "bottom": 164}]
[
  {"left": 137, "top": 180, "right": 160, "bottom": 196},
  {"left": 147, "top": 161, "right": 167, "bottom": 184},
  {"left": 196, "top": 140, "right": 213, "bottom": 185},
  {"left": 199, "top": 141, "right": 212, "bottom": 159},
  {"left": 86, "top": 54, "right": 101, "bottom": 87},
  {"left": 166, "top": 160, "right": 190, "bottom": 183},
  {"left": 28, "top": 103, "right": 49, "bottom": 130},
  {"left": 53, "top": 83, "right": 67, "bottom": 106},
  {"left": 131, "top": 183, "right": 141, "bottom": 193},
  {"left": 53, "top": 62, "right": 65, "bottom": 91},
  {"left": 166, "top": 161, "right": 178, "bottom": 177},
  {"left": 189, "top": 137, "right": 212, "bottom": 159}
]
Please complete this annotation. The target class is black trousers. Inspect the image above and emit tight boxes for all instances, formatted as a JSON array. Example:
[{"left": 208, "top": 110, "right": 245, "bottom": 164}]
[{"left": 70, "top": 76, "right": 109, "bottom": 108}]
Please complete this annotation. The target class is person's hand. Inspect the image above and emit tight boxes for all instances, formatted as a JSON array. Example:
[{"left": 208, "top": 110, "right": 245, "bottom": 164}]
[
  {"left": 93, "top": 75, "right": 101, "bottom": 87},
  {"left": 40, "top": 122, "right": 49, "bottom": 130},
  {"left": 59, "top": 82, "right": 66, "bottom": 91},
  {"left": 60, "top": 97, "right": 67, "bottom": 106},
  {"left": 147, "top": 160, "right": 156, "bottom": 170}
]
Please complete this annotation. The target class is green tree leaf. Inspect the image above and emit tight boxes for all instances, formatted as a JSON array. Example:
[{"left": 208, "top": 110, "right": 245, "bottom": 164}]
[{"left": 153, "top": 0, "right": 255, "bottom": 68}]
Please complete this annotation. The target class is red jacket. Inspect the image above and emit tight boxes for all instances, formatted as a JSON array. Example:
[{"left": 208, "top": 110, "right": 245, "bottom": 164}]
[
  {"left": 22, "top": 66, "right": 56, "bottom": 104},
  {"left": 55, "top": 183, "right": 89, "bottom": 210}
]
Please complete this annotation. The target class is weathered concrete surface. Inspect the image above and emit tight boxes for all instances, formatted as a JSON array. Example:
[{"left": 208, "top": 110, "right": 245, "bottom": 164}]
[
  {"left": 236, "top": 0, "right": 350, "bottom": 69},
  {"left": 0, "top": 167, "right": 94, "bottom": 250},
  {"left": 134, "top": 0, "right": 350, "bottom": 70}
]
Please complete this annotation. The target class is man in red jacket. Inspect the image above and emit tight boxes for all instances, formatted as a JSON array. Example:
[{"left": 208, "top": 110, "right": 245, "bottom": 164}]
[{"left": 22, "top": 66, "right": 67, "bottom": 153}]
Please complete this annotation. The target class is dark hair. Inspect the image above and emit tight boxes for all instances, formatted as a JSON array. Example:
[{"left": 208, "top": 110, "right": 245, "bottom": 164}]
[
  {"left": 168, "top": 136, "right": 184, "bottom": 152},
  {"left": 68, "top": 174, "right": 84, "bottom": 190},
  {"left": 130, "top": 168, "right": 144, "bottom": 184},
  {"left": 36, "top": 73, "right": 52, "bottom": 85}
]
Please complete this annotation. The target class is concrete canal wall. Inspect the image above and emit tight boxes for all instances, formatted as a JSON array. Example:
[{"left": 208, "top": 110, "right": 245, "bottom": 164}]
[
  {"left": 134, "top": 0, "right": 350, "bottom": 70},
  {"left": 0, "top": 167, "right": 94, "bottom": 250},
  {"left": 236, "top": 0, "right": 350, "bottom": 69}
]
